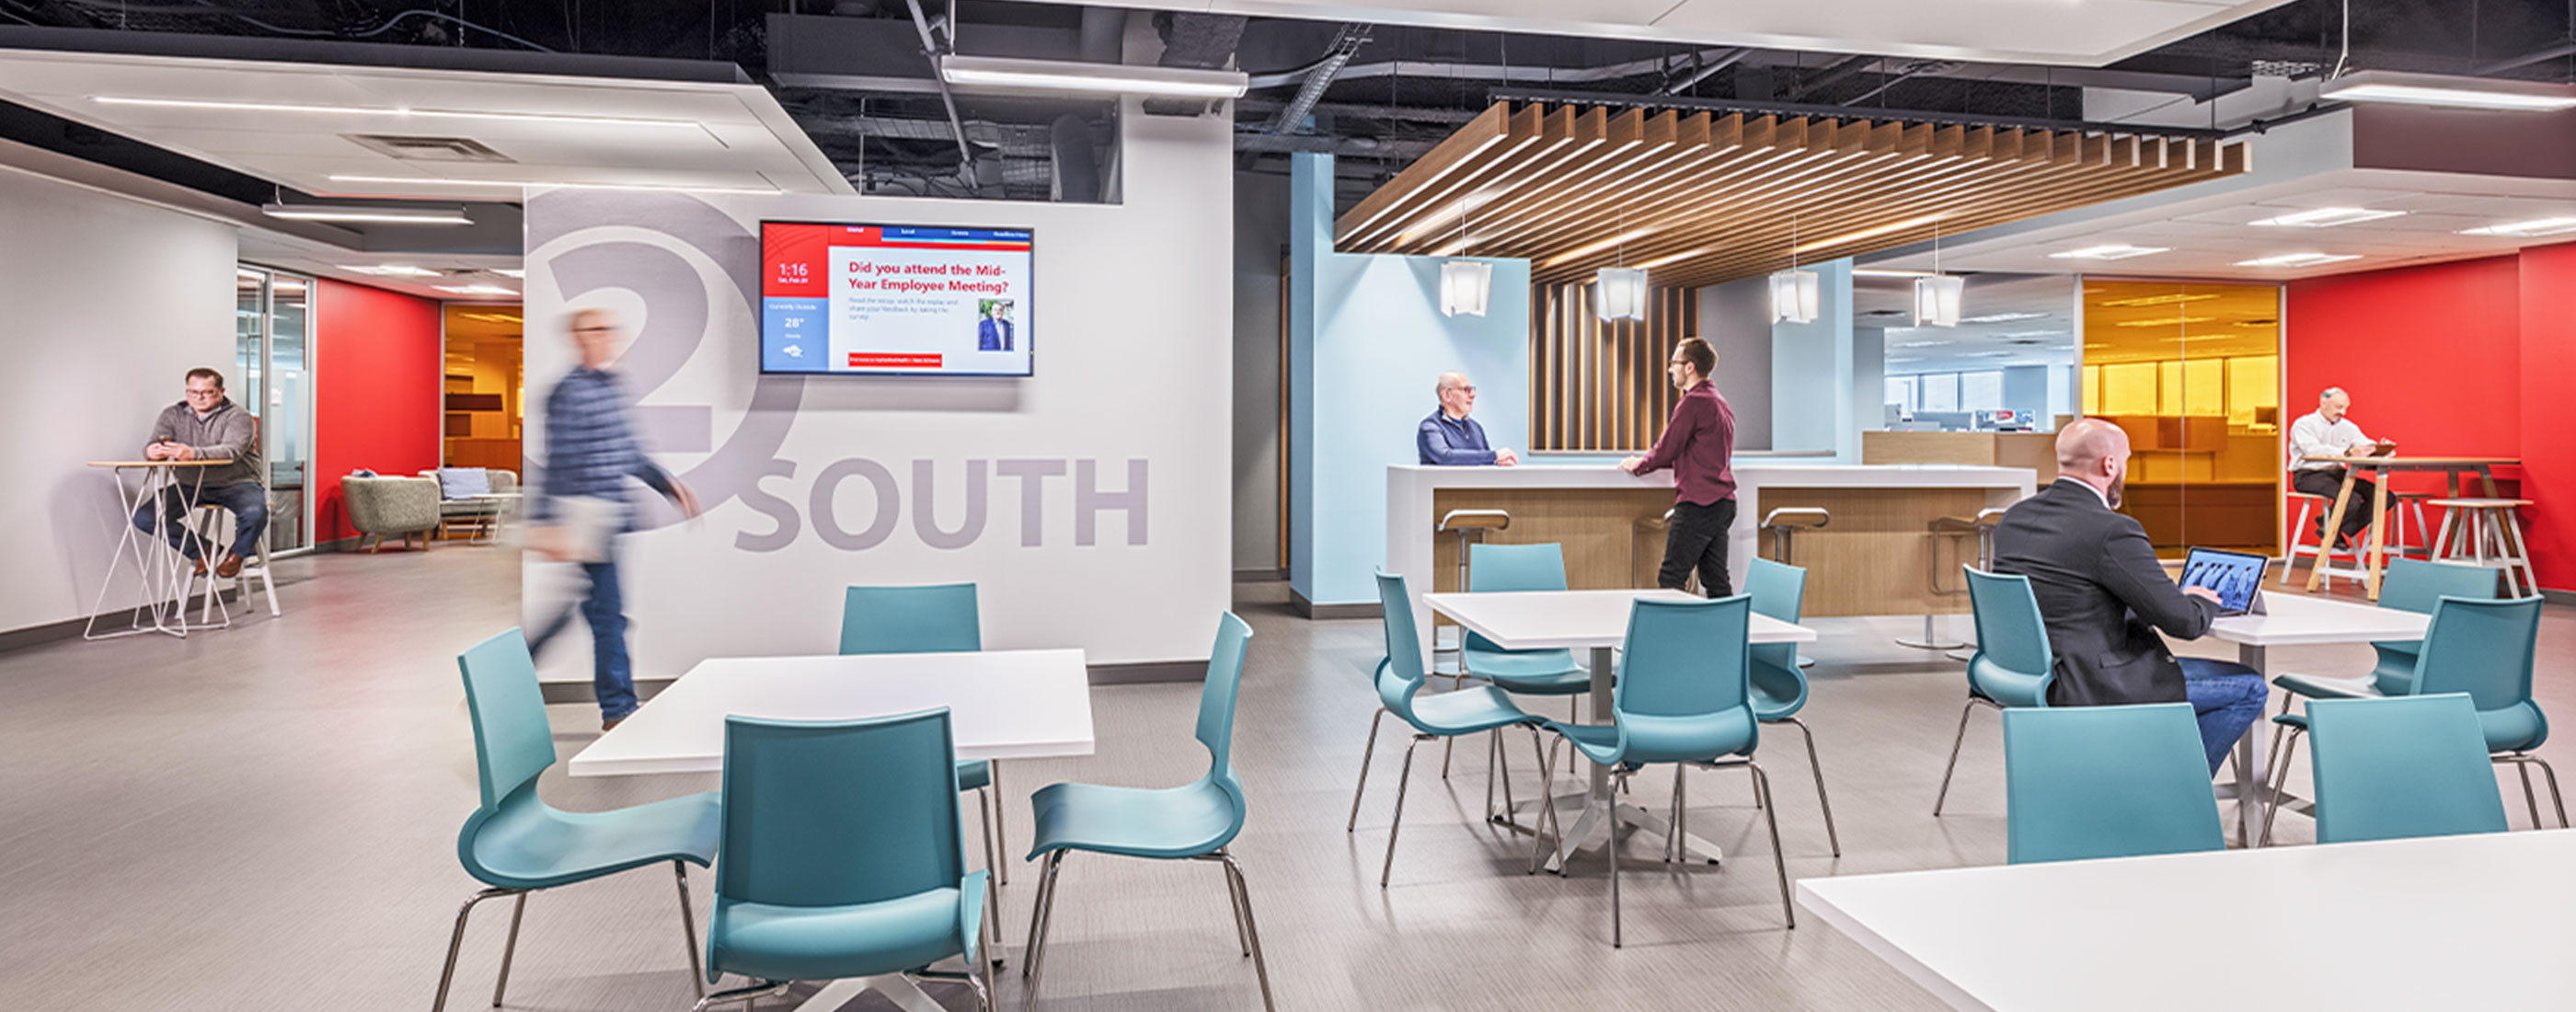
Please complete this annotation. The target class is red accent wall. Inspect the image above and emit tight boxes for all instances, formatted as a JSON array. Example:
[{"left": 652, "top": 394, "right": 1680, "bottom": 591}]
[
  {"left": 314, "top": 279, "right": 442, "bottom": 543},
  {"left": 2286, "top": 244, "right": 2576, "bottom": 590}
]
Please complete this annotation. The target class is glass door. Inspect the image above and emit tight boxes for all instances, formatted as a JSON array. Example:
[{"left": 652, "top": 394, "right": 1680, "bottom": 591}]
[{"left": 234, "top": 266, "right": 316, "bottom": 554}]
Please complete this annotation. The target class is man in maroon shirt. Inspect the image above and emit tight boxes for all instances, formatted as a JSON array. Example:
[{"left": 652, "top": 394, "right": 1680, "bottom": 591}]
[{"left": 1621, "top": 337, "right": 1739, "bottom": 595}]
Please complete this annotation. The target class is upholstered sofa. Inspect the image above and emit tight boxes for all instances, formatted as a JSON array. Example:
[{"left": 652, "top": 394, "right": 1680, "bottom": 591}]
[{"left": 342, "top": 476, "right": 441, "bottom": 552}]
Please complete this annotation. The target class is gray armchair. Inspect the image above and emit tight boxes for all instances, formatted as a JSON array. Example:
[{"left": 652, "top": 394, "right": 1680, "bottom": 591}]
[{"left": 343, "top": 476, "right": 440, "bottom": 552}]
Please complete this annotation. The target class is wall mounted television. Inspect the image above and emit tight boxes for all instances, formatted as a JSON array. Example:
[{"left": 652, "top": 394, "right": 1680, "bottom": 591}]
[{"left": 758, "top": 220, "right": 1033, "bottom": 376}]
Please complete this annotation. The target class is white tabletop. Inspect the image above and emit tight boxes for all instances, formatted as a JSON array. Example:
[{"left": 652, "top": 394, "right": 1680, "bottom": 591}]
[
  {"left": 1799, "top": 829, "right": 2576, "bottom": 1012},
  {"left": 568, "top": 649, "right": 1095, "bottom": 776},
  {"left": 1423, "top": 589, "right": 1820, "bottom": 650},
  {"left": 2208, "top": 592, "right": 2428, "bottom": 646}
]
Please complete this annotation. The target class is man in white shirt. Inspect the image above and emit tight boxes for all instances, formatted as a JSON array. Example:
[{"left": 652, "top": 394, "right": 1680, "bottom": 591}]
[{"left": 2288, "top": 386, "right": 2397, "bottom": 548}]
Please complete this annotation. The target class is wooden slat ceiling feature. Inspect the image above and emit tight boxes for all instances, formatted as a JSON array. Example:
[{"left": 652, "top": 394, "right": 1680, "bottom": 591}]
[{"left": 1334, "top": 101, "right": 2252, "bottom": 291}]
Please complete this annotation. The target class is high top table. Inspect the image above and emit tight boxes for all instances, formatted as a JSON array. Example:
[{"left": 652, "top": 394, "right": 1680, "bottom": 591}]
[
  {"left": 2201, "top": 592, "right": 2428, "bottom": 845},
  {"left": 83, "top": 459, "right": 225, "bottom": 639},
  {"left": 2302, "top": 455, "right": 2515, "bottom": 600},
  {"left": 1799, "top": 829, "right": 2576, "bottom": 1011},
  {"left": 1423, "top": 588, "right": 1818, "bottom": 868}
]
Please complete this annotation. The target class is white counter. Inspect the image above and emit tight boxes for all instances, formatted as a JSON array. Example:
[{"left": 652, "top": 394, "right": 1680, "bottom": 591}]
[{"left": 1386, "top": 464, "right": 2036, "bottom": 662}]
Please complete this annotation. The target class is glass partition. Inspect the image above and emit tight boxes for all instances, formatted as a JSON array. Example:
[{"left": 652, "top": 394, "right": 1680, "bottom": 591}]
[
  {"left": 234, "top": 267, "right": 314, "bottom": 553},
  {"left": 2078, "top": 280, "right": 2282, "bottom": 558}
]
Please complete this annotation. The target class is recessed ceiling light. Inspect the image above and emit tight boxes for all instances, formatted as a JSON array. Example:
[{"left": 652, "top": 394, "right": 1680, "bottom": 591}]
[
  {"left": 2318, "top": 70, "right": 2576, "bottom": 112},
  {"left": 2248, "top": 207, "right": 2407, "bottom": 228},
  {"left": 1964, "top": 351, "right": 2017, "bottom": 358},
  {"left": 1892, "top": 339, "right": 1955, "bottom": 348},
  {"left": 1992, "top": 330, "right": 2068, "bottom": 339},
  {"left": 436, "top": 284, "right": 519, "bottom": 296},
  {"left": 489, "top": 269, "right": 525, "bottom": 279},
  {"left": 265, "top": 202, "right": 471, "bottom": 225},
  {"left": 2097, "top": 293, "right": 2220, "bottom": 307},
  {"left": 327, "top": 174, "right": 781, "bottom": 196},
  {"left": 2458, "top": 216, "right": 2576, "bottom": 237},
  {"left": 2113, "top": 316, "right": 2219, "bottom": 328},
  {"left": 340, "top": 264, "right": 444, "bottom": 277},
  {"left": 1887, "top": 356, "right": 1925, "bottom": 363},
  {"left": 2235, "top": 252, "right": 2363, "bottom": 268},
  {"left": 1960, "top": 311, "right": 2047, "bottom": 324},
  {"left": 938, "top": 55, "right": 1248, "bottom": 98},
  {"left": 93, "top": 96, "right": 703, "bottom": 129},
  {"left": 2050, "top": 244, "right": 2169, "bottom": 260}
]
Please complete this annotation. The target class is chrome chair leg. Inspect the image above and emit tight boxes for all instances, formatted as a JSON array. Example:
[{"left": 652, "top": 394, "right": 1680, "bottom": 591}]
[
  {"left": 1748, "top": 761, "right": 1795, "bottom": 928},
  {"left": 1528, "top": 729, "right": 1565, "bottom": 875},
  {"left": 1784, "top": 717, "right": 1842, "bottom": 857},
  {"left": 1607, "top": 776, "right": 1624, "bottom": 949},
  {"left": 1482, "top": 732, "right": 1497, "bottom": 815},
  {"left": 1381, "top": 735, "right": 1427, "bottom": 889},
  {"left": 1214, "top": 852, "right": 1278, "bottom": 1012},
  {"left": 2260, "top": 727, "right": 2306, "bottom": 846},
  {"left": 431, "top": 887, "right": 520, "bottom": 1012},
  {"left": 1347, "top": 709, "right": 1386, "bottom": 833},
  {"left": 976, "top": 789, "right": 1005, "bottom": 957},
  {"left": 1932, "top": 696, "right": 1981, "bottom": 816},
  {"left": 2516, "top": 761, "right": 2542, "bottom": 830},
  {"left": 1223, "top": 853, "right": 1251, "bottom": 957},
  {"left": 2264, "top": 695, "right": 2299, "bottom": 788},
  {"left": 673, "top": 861, "right": 707, "bottom": 998},
  {"left": 1020, "top": 851, "right": 1067, "bottom": 989},
  {"left": 1666, "top": 766, "right": 1685, "bottom": 864},
  {"left": 1443, "top": 732, "right": 1455, "bottom": 779},
  {"left": 490, "top": 891, "right": 529, "bottom": 1006},
  {"left": 1494, "top": 731, "right": 1518, "bottom": 825},
  {"left": 990, "top": 763, "right": 1007, "bottom": 886},
  {"left": 691, "top": 980, "right": 789, "bottom": 1012},
  {"left": 2528, "top": 755, "right": 2570, "bottom": 828}
]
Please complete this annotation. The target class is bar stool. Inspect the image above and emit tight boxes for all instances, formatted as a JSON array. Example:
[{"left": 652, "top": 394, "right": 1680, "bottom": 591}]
[
  {"left": 1435, "top": 509, "right": 1510, "bottom": 684},
  {"left": 1901, "top": 516, "right": 1978, "bottom": 650},
  {"left": 2386, "top": 491, "right": 2436, "bottom": 559},
  {"left": 2283, "top": 491, "right": 2369, "bottom": 589},
  {"left": 1945, "top": 508, "right": 2008, "bottom": 661},
  {"left": 2428, "top": 498, "right": 2536, "bottom": 597},
  {"left": 1761, "top": 508, "right": 1829, "bottom": 669},
  {"left": 184, "top": 504, "right": 280, "bottom": 626}
]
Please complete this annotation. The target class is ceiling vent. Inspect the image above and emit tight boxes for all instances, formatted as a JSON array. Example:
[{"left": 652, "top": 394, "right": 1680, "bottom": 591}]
[{"left": 344, "top": 134, "right": 515, "bottom": 163}]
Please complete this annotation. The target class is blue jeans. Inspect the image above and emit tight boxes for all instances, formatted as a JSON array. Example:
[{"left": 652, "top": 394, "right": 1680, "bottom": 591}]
[
  {"left": 2180, "top": 658, "right": 2269, "bottom": 776},
  {"left": 132, "top": 481, "right": 267, "bottom": 561},
  {"left": 527, "top": 547, "right": 637, "bottom": 722}
]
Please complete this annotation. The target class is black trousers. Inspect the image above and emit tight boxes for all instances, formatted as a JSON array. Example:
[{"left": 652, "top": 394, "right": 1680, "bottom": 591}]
[
  {"left": 2292, "top": 468, "right": 2381, "bottom": 543},
  {"left": 1660, "top": 498, "right": 1737, "bottom": 597}
]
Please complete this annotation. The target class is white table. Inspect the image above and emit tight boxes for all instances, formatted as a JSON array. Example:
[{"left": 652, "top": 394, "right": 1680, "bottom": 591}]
[
  {"left": 1423, "top": 588, "right": 1818, "bottom": 868},
  {"left": 2203, "top": 592, "right": 2429, "bottom": 844},
  {"left": 569, "top": 649, "right": 1095, "bottom": 776},
  {"left": 1799, "top": 828, "right": 2576, "bottom": 1011},
  {"left": 82, "top": 459, "right": 224, "bottom": 639},
  {"left": 569, "top": 649, "right": 1093, "bottom": 1012}
]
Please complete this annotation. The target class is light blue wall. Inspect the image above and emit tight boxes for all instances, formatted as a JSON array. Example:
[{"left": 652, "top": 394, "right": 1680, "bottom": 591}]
[
  {"left": 1288, "top": 153, "right": 1533, "bottom": 606},
  {"left": 2002, "top": 364, "right": 2050, "bottom": 423},
  {"left": 1769, "top": 259, "right": 1857, "bottom": 461}
]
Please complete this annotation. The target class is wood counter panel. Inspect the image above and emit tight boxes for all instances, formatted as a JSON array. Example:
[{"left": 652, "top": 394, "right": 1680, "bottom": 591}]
[
  {"left": 1756, "top": 487, "right": 2009, "bottom": 616},
  {"left": 1426, "top": 487, "right": 1677, "bottom": 594}
]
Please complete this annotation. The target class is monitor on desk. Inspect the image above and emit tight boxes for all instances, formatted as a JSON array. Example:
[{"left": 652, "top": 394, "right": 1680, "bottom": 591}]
[{"left": 2178, "top": 547, "right": 2268, "bottom": 616}]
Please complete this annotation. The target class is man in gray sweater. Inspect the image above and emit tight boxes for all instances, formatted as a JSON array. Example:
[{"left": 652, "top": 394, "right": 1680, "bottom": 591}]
[{"left": 136, "top": 367, "right": 266, "bottom": 578}]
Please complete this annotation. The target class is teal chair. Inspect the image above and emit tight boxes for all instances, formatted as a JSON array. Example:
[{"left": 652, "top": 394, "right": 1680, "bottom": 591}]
[
  {"left": 1350, "top": 570, "right": 1548, "bottom": 888},
  {"left": 1452, "top": 543, "right": 1591, "bottom": 789},
  {"left": 692, "top": 710, "right": 993, "bottom": 1011},
  {"left": 2002, "top": 703, "right": 2225, "bottom": 864},
  {"left": 1744, "top": 557, "right": 1840, "bottom": 857},
  {"left": 1021, "top": 614, "right": 1274, "bottom": 1010},
  {"left": 2305, "top": 695, "right": 2512, "bottom": 845},
  {"left": 435, "top": 629, "right": 719, "bottom": 1011},
  {"left": 1528, "top": 594, "right": 1791, "bottom": 946},
  {"left": 2267, "top": 558, "right": 2498, "bottom": 750},
  {"left": 2261, "top": 595, "right": 2561, "bottom": 844},
  {"left": 839, "top": 584, "right": 1010, "bottom": 891},
  {"left": 1934, "top": 569, "right": 2055, "bottom": 816}
]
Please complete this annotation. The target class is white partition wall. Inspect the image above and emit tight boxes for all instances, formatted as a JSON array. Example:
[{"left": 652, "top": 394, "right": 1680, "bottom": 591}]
[{"left": 522, "top": 104, "right": 1232, "bottom": 679}]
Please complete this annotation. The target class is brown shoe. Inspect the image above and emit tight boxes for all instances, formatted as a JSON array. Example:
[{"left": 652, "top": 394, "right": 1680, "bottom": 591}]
[
  {"left": 215, "top": 554, "right": 243, "bottom": 579},
  {"left": 602, "top": 716, "right": 627, "bottom": 732},
  {"left": 191, "top": 556, "right": 208, "bottom": 577}
]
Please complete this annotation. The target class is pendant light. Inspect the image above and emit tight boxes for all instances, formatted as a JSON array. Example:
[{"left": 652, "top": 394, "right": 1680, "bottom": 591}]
[
  {"left": 1770, "top": 213, "right": 1819, "bottom": 324},
  {"left": 1595, "top": 202, "right": 1647, "bottom": 321},
  {"left": 1914, "top": 218, "right": 1964, "bottom": 328},
  {"left": 1440, "top": 193, "right": 1492, "bottom": 317}
]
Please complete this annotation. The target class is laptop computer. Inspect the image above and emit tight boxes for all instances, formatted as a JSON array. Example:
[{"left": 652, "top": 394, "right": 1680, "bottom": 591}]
[{"left": 2178, "top": 546, "right": 2269, "bottom": 616}]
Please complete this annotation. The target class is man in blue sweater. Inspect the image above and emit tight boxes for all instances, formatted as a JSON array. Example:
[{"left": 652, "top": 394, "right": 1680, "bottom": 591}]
[{"left": 1418, "top": 372, "right": 1519, "bottom": 466}]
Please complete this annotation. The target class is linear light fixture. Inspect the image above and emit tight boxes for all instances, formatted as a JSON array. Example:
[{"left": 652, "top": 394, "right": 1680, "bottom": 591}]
[
  {"left": 339, "top": 264, "right": 444, "bottom": 277},
  {"left": 1544, "top": 228, "right": 1659, "bottom": 267},
  {"left": 2049, "top": 244, "right": 2168, "bottom": 260},
  {"left": 2458, "top": 216, "right": 2576, "bottom": 237},
  {"left": 328, "top": 174, "right": 781, "bottom": 196},
  {"left": 2318, "top": 70, "right": 2576, "bottom": 112},
  {"left": 1851, "top": 268, "right": 1937, "bottom": 278},
  {"left": 94, "top": 96, "right": 702, "bottom": 128},
  {"left": 264, "top": 202, "right": 471, "bottom": 225},
  {"left": 1892, "top": 339, "right": 1955, "bottom": 348},
  {"left": 937, "top": 55, "right": 1248, "bottom": 98},
  {"left": 1795, "top": 213, "right": 1942, "bottom": 255},
  {"left": 2235, "top": 252, "right": 2362, "bottom": 268},
  {"left": 2249, "top": 207, "right": 2406, "bottom": 228},
  {"left": 2112, "top": 316, "right": 2218, "bottom": 328},
  {"left": 437, "top": 283, "right": 519, "bottom": 296},
  {"left": 489, "top": 269, "right": 526, "bottom": 279},
  {"left": 2097, "top": 293, "right": 2219, "bottom": 307},
  {"left": 1960, "top": 311, "right": 2047, "bottom": 324},
  {"left": 1964, "top": 351, "right": 2017, "bottom": 358}
]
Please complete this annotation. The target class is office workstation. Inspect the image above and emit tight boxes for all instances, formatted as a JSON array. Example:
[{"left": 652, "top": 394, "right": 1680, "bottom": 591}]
[{"left": 3, "top": 3, "right": 2575, "bottom": 1010}]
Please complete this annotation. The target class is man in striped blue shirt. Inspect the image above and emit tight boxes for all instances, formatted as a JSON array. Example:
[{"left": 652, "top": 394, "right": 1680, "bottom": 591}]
[{"left": 528, "top": 308, "right": 699, "bottom": 730}]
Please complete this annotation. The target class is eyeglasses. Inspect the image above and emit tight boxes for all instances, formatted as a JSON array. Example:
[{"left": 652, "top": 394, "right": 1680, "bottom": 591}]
[
  {"left": 573, "top": 326, "right": 619, "bottom": 334},
  {"left": 1447, "top": 385, "right": 1478, "bottom": 395}
]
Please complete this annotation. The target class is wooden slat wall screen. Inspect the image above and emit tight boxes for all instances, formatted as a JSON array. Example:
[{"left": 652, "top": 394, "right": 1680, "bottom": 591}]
[{"left": 1529, "top": 283, "right": 1699, "bottom": 453}]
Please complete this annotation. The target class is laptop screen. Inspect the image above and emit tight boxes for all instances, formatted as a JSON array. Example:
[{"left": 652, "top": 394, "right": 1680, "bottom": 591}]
[{"left": 2178, "top": 547, "right": 2267, "bottom": 614}]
